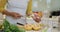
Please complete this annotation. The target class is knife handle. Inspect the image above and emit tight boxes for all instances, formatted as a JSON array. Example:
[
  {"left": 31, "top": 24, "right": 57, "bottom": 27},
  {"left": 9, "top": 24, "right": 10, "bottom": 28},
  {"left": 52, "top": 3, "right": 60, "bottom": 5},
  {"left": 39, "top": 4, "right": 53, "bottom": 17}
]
[{"left": 17, "top": 23, "right": 24, "bottom": 26}]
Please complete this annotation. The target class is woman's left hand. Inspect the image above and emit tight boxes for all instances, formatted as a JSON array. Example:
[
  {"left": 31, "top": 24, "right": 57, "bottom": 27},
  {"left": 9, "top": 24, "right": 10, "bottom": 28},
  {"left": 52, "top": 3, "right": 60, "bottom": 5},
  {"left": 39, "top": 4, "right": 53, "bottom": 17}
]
[{"left": 32, "top": 16, "right": 41, "bottom": 23}]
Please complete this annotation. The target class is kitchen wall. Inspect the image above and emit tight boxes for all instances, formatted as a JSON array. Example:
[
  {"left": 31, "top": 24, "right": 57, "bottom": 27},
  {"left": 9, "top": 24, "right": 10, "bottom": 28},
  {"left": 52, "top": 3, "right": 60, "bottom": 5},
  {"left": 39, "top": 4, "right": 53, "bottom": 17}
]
[
  {"left": 51, "top": 0, "right": 60, "bottom": 11},
  {"left": 32, "top": 0, "right": 60, "bottom": 11}
]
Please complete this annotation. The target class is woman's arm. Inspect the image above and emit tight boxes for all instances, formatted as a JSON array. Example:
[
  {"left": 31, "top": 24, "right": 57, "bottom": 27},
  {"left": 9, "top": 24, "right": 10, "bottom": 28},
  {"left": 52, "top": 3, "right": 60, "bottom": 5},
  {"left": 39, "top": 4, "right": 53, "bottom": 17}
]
[
  {"left": 0, "top": 0, "right": 22, "bottom": 19},
  {"left": 2, "top": 10, "right": 23, "bottom": 19}
]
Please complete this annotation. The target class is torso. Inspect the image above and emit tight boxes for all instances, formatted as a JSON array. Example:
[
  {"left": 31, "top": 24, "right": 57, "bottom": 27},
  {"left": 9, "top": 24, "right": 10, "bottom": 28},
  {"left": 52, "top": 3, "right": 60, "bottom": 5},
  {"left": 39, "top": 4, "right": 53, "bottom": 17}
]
[
  {"left": 6, "top": 0, "right": 29, "bottom": 24},
  {"left": 6, "top": 0, "right": 29, "bottom": 15}
]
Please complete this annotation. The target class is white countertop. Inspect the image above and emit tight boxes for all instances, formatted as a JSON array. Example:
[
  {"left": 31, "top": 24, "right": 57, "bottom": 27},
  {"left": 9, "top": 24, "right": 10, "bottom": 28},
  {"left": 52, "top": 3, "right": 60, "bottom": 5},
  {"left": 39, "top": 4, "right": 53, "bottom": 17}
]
[{"left": 26, "top": 28, "right": 59, "bottom": 32}]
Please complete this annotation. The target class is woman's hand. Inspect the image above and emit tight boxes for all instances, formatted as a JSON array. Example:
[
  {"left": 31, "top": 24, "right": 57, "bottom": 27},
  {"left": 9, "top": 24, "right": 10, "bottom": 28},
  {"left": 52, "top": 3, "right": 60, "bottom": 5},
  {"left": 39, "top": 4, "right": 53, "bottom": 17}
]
[
  {"left": 32, "top": 12, "right": 41, "bottom": 23},
  {"left": 32, "top": 16, "right": 41, "bottom": 23},
  {"left": 10, "top": 12, "right": 22, "bottom": 19},
  {"left": 2, "top": 10, "right": 22, "bottom": 19}
]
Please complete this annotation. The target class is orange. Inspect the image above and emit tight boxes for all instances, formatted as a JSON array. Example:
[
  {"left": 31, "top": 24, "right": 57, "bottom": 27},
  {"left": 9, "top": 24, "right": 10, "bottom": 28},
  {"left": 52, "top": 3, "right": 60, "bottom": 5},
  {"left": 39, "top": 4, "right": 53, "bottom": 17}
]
[{"left": 38, "top": 12, "right": 43, "bottom": 18}]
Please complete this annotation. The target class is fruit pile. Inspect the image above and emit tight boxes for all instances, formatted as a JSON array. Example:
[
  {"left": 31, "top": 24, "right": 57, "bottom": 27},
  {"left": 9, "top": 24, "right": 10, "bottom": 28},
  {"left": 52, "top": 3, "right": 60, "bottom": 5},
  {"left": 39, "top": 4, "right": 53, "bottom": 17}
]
[{"left": 24, "top": 24, "right": 44, "bottom": 31}]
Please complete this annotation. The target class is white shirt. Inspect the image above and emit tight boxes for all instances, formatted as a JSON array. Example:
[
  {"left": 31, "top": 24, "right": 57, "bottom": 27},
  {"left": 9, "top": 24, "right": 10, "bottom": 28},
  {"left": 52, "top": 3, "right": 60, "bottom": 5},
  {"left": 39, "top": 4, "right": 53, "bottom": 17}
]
[{"left": 6, "top": 0, "right": 29, "bottom": 25}]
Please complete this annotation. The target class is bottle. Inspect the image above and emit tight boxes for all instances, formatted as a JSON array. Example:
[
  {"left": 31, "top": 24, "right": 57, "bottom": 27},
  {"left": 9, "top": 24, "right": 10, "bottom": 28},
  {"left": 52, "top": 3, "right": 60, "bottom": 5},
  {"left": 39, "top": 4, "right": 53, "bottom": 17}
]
[
  {"left": 26, "top": 0, "right": 33, "bottom": 16},
  {"left": 26, "top": 0, "right": 36, "bottom": 24}
]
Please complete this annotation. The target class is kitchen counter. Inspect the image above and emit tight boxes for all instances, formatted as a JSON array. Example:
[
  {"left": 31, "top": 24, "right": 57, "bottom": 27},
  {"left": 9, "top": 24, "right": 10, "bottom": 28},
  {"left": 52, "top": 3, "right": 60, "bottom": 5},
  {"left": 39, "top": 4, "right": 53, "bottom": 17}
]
[
  {"left": 26, "top": 28, "right": 59, "bottom": 32},
  {"left": 0, "top": 13, "right": 59, "bottom": 32},
  {"left": 0, "top": 28, "right": 59, "bottom": 32},
  {"left": 46, "top": 28, "right": 59, "bottom": 32}
]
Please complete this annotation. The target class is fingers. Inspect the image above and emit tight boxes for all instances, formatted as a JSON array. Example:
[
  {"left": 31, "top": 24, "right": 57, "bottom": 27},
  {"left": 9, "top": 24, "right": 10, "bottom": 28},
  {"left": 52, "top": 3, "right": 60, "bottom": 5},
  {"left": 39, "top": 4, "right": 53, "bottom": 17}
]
[
  {"left": 10, "top": 12, "right": 23, "bottom": 19},
  {"left": 14, "top": 14, "right": 23, "bottom": 19},
  {"left": 32, "top": 16, "right": 41, "bottom": 23},
  {"left": 15, "top": 13, "right": 23, "bottom": 17}
]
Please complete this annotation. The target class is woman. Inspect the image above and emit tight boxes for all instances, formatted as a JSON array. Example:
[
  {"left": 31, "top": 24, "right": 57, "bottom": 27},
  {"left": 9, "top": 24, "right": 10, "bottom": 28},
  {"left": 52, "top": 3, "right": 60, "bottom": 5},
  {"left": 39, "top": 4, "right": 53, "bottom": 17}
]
[{"left": 0, "top": 0, "right": 40, "bottom": 25}]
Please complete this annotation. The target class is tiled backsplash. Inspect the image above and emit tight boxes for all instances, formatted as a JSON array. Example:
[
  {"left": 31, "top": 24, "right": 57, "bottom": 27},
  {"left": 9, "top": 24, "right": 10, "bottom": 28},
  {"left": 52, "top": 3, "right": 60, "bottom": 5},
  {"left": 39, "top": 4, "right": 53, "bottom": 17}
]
[
  {"left": 32, "top": 0, "right": 60, "bottom": 11},
  {"left": 41, "top": 17, "right": 59, "bottom": 27}
]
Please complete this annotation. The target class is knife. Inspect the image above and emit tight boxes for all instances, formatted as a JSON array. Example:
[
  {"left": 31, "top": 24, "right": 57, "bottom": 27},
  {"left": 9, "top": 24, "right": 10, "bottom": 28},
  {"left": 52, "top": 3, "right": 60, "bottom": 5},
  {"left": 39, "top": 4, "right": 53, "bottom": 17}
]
[{"left": 17, "top": 23, "right": 24, "bottom": 26}]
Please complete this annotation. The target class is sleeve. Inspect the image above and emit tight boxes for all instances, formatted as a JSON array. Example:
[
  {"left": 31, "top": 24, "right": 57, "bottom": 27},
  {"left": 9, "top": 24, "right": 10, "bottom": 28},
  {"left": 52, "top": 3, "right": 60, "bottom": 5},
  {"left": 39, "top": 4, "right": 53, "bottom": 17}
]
[{"left": 0, "top": 0, "right": 8, "bottom": 13}]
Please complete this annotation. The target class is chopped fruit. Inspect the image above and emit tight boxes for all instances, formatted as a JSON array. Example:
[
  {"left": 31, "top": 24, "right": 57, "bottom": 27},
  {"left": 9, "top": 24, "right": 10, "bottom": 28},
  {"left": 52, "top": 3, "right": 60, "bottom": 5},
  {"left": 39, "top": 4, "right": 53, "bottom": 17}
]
[
  {"left": 23, "top": 24, "right": 44, "bottom": 31},
  {"left": 32, "top": 24, "right": 41, "bottom": 31},
  {"left": 40, "top": 24, "right": 44, "bottom": 26},
  {"left": 24, "top": 24, "right": 32, "bottom": 31},
  {"left": 38, "top": 12, "right": 43, "bottom": 18},
  {"left": 17, "top": 25, "right": 24, "bottom": 28}
]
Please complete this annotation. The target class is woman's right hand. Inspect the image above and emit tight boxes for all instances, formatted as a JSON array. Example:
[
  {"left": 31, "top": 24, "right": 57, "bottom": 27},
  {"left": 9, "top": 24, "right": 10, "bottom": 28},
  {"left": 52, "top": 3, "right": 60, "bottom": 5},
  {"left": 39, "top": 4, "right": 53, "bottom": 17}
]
[
  {"left": 9, "top": 12, "right": 23, "bottom": 19},
  {"left": 2, "top": 10, "right": 22, "bottom": 19}
]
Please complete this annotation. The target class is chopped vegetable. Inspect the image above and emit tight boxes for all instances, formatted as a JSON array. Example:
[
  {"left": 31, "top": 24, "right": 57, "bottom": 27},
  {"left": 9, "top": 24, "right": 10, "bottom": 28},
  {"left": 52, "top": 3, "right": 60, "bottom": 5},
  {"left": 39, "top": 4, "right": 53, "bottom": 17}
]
[{"left": 3, "top": 19, "right": 26, "bottom": 32}]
